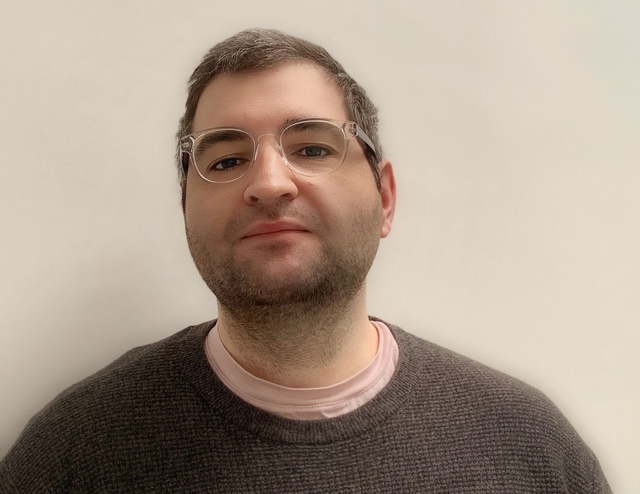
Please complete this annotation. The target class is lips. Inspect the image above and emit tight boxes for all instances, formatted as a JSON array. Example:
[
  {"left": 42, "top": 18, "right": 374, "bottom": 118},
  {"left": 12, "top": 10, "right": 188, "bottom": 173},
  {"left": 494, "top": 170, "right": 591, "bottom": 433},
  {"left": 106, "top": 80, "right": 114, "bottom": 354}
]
[{"left": 241, "top": 220, "right": 309, "bottom": 239}]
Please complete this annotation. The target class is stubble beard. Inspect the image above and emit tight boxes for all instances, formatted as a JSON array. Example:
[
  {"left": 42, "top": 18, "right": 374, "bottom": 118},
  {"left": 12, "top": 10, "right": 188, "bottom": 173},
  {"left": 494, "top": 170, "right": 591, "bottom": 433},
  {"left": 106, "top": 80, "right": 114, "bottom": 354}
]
[{"left": 185, "top": 201, "right": 382, "bottom": 362}]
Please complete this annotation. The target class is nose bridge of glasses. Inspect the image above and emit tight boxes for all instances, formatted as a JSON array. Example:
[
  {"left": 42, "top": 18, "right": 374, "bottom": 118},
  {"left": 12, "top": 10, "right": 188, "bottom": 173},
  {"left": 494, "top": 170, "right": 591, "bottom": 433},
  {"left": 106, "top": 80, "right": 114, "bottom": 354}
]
[{"left": 254, "top": 133, "right": 287, "bottom": 164}]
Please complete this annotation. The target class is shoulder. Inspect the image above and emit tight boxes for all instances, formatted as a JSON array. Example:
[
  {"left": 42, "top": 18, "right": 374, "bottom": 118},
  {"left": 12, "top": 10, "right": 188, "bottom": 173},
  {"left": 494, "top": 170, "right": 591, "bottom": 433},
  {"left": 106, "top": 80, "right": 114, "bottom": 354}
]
[
  {"left": 380, "top": 319, "right": 610, "bottom": 491},
  {"left": 384, "top": 319, "right": 555, "bottom": 408},
  {"left": 45, "top": 321, "right": 212, "bottom": 410},
  {"left": 0, "top": 321, "right": 215, "bottom": 491}
]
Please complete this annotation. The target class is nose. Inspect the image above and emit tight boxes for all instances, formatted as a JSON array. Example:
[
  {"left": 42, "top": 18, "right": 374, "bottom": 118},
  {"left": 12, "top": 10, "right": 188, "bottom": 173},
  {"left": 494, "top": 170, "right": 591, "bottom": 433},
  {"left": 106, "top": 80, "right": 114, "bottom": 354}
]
[{"left": 243, "top": 134, "right": 299, "bottom": 205}]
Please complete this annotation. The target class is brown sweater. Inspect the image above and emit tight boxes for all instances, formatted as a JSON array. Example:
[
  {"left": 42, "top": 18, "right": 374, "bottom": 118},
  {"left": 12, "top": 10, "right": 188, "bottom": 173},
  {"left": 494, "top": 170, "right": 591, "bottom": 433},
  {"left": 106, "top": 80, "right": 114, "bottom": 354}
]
[{"left": 0, "top": 320, "right": 612, "bottom": 493}]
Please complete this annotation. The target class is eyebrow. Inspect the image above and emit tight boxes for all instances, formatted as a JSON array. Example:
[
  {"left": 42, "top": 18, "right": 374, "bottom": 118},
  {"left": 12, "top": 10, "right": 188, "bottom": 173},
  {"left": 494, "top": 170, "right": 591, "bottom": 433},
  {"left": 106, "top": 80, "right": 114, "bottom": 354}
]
[
  {"left": 282, "top": 117, "right": 331, "bottom": 128},
  {"left": 193, "top": 118, "right": 331, "bottom": 143},
  {"left": 197, "top": 129, "right": 249, "bottom": 148},
  {"left": 285, "top": 120, "right": 330, "bottom": 132}
]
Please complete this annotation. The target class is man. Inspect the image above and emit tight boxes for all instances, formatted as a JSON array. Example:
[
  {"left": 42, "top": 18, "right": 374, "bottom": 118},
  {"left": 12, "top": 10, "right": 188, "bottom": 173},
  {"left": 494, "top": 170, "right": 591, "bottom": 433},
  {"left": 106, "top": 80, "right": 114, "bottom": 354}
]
[{"left": 0, "top": 29, "right": 611, "bottom": 493}]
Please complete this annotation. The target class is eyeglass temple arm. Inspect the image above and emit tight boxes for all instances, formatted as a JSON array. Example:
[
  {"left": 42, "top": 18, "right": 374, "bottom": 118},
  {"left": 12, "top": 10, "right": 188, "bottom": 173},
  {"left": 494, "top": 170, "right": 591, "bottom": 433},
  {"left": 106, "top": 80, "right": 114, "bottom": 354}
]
[
  {"left": 354, "top": 124, "right": 378, "bottom": 162},
  {"left": 180, "top": 136, "right": 194, "bottom": 175}
]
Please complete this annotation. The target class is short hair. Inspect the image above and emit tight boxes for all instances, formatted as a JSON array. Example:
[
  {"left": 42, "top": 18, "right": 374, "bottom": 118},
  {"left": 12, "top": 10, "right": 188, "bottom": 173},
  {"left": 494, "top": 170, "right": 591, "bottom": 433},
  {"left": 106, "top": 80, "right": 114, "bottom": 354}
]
[{"left": 176, "top": 28, "right": 382, "bottom": 198}]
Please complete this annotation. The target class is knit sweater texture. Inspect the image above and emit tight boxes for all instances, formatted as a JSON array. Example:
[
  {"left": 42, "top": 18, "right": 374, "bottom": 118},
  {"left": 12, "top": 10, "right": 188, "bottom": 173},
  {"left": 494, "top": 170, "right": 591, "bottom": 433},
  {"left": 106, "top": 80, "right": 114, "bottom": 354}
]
[{"left": 0, "top": 320, "right": 611, "bottom": 493}]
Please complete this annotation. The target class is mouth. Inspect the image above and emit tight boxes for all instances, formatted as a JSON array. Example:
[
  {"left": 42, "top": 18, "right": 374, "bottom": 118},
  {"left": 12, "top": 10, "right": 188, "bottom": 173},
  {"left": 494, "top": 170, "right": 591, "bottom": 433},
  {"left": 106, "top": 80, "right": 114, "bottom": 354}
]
[{"left": 241, "top": 221, "right": 309, "bottom": 239}]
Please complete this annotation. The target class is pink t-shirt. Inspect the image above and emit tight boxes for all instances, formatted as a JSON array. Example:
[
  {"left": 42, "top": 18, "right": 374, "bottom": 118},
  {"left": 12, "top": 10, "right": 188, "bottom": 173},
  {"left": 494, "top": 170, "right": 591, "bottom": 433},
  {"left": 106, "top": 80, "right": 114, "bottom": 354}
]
[{"left": 205, "top": 321, "right": 399, "bottom": 420}]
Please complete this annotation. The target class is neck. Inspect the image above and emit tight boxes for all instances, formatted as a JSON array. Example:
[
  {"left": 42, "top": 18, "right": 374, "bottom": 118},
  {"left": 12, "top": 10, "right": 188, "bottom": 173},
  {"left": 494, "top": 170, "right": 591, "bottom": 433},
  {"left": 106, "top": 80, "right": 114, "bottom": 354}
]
[{"left": 216, "top": 288, "right": 378, "bottom": 388}]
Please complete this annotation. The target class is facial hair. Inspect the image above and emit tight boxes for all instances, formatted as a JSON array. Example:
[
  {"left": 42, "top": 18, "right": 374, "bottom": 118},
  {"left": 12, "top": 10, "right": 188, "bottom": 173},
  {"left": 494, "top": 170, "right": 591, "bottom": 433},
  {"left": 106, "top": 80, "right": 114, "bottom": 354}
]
[{"left": 185, "top": 200, "right": 382, "bottom": 326}]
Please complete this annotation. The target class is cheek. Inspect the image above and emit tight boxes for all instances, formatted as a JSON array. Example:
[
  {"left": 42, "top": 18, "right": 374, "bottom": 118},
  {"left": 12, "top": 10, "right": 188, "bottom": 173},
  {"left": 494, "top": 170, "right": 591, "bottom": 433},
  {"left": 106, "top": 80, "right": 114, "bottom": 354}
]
[
  {"left": 184, "top": 184, "right": 225, "bottom": 237},
  {"left": 184, "top": 204, "right": 205, "bottom": 234},
  {"left": 321, "top": 189, "right": 382, "bottom": 237}
]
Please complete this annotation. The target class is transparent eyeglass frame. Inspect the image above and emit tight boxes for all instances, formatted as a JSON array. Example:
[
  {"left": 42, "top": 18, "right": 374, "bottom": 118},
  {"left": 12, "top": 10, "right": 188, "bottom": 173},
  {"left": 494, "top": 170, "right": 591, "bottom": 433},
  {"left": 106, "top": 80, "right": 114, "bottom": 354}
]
[{"left": 180, "top": 118, "right": 378, "bottom": 184}]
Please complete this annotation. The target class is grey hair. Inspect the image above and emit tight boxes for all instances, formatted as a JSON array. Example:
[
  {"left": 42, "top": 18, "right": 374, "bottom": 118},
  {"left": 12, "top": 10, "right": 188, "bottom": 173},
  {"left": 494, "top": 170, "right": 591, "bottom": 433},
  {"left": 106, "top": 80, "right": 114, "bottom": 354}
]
[{"left": 176, "top": 28, "right": 382, "bottom": 199}]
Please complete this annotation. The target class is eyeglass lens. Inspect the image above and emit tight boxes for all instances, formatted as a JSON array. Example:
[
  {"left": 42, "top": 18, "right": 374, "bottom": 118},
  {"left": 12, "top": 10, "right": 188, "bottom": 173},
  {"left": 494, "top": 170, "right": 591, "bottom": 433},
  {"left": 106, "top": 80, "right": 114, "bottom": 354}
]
[{"left": 191, "top": 121, "right": 347, "bottom": 182}]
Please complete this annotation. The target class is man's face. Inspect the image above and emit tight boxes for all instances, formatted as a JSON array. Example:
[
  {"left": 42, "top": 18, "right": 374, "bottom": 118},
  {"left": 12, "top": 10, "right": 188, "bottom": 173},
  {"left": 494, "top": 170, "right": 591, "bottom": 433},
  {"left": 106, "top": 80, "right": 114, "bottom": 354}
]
[{"left": 183, "top": 63, "right": 395, "bottom": 313}]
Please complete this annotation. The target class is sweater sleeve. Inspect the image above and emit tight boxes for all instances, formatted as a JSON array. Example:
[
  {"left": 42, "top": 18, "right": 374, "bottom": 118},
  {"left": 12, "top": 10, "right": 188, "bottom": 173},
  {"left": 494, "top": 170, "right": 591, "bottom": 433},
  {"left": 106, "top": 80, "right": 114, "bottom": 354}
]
[
  {"left": 0, "top": 393, "right": 84, "bottom": 494},
  {"left": 589, "top": 452, "right": 613, "bottom": 494}
]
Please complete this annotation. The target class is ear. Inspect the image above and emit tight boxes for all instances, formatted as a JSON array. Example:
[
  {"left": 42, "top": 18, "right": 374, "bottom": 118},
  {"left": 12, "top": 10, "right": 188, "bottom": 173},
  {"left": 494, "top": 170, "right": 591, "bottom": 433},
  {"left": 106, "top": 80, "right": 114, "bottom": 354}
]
[{"left": 377, "top": 160, "right": 396, "bottom": 238}]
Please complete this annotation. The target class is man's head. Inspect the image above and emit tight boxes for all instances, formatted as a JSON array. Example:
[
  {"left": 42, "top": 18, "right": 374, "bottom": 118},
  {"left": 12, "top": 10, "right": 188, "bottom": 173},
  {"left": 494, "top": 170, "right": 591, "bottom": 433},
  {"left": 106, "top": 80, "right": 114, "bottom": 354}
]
[
  {"left": 177, "top": 28, "right": 382, "bottom": 201},
  {"left": 179, "top": 30, "right": 395, "bottom": 325}
]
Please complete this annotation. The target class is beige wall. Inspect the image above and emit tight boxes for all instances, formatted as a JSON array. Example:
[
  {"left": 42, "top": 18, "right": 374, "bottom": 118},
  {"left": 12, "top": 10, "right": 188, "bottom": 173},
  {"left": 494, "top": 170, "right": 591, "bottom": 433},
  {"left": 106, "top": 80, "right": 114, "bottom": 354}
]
[{"left": 1, "top": 1, "right": 638, "bottom": 491}]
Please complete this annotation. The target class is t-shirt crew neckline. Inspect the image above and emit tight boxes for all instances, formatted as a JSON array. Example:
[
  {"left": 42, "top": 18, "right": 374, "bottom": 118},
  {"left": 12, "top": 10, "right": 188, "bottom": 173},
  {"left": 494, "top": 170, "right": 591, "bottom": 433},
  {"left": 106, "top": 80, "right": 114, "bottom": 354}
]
[
  {"left": 205, "top": 321, "right": 399, "bottom": 420},
  {"left": 180, "top": 318, "right": 419, "bottom": 444}
]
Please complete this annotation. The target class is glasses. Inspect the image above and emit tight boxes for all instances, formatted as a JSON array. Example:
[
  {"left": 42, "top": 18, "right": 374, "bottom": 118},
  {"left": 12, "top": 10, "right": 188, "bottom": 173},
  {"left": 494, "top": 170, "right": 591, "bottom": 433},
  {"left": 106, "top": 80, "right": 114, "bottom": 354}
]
[{"left": 180, "top": 119, "right": 377, "bottom": 184}]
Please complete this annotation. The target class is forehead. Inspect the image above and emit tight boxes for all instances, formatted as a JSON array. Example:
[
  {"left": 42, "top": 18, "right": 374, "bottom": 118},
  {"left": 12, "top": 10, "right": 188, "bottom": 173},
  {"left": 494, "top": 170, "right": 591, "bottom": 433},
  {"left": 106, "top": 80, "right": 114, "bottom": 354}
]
[{"left": 192, "top": 63, "right": 349, "bottom": 132}]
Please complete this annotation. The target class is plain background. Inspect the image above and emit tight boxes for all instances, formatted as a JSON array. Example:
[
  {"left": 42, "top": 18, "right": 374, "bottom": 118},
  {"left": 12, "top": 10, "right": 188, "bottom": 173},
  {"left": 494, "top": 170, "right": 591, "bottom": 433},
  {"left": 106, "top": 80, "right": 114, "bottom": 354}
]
[{"left": 1, "top": 1, "right": 638, "bottom": 491}]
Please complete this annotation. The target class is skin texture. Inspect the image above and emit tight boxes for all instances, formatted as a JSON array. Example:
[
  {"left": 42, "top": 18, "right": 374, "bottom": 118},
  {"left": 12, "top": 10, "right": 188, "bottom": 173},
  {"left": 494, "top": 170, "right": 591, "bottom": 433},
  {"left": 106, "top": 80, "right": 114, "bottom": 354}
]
[{"left": 184, "top": 63, "right": 396, "bottom": 387}]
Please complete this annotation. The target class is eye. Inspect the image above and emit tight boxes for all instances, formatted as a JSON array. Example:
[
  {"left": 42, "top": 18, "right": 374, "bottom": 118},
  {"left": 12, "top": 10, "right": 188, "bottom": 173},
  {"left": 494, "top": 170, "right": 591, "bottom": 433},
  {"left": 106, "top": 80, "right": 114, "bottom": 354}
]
[
  {"left": 209, "top": 157, "right": 246, "bottom": 172},
  {"left": 297, "top": 145, "right": 330, "bottom": 158}
]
